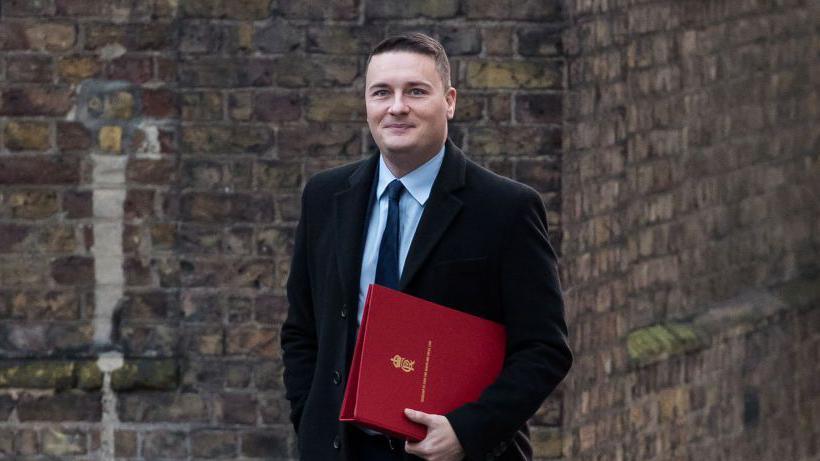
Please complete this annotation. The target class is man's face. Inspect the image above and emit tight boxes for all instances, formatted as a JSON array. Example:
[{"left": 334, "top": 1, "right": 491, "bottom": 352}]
[{"left": 365, "top": 51, "right": 456, "bottom": 160}]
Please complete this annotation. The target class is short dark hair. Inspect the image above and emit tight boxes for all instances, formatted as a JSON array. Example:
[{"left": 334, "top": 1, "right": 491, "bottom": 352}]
[{"left": 367, "top": 32, "right": 452, "bottom": 89}]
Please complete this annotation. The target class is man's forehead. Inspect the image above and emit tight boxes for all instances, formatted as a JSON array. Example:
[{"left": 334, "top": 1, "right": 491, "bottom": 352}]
[
  {"left": 366, "top": 52, "right": 439, "bottom": 87},
  {"left": 367, "top": 52, "right": 437, "bottom": 76}
]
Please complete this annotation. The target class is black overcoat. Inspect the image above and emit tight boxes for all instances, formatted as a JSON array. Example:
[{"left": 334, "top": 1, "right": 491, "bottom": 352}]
[{"left": 281, "top": 140, "right": 572, "bottom": 461}]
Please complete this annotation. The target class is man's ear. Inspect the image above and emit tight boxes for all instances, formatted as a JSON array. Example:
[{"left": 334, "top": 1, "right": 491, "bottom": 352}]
[{"left": 446, "top": 87, "right": 457, "bottom": 120}]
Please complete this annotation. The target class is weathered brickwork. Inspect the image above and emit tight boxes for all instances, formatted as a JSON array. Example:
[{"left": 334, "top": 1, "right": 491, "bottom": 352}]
[
  {"left": 3, "top": 1, "right": 817, "bottom": 460},
  {"left": 0, "top": 1, "right": 565, "bottom": 459},
  {"left": 560, "top": 0, "right": 819, "bottom": 460}
]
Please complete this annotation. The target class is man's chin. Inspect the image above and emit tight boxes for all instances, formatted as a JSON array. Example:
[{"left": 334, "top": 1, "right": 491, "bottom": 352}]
[{"left": 380, "top": 138, "right": 419, "bottom": 154}]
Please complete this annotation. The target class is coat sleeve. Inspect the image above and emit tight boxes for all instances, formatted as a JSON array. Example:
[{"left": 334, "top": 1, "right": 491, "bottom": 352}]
[
  {"left": 445, "top": 187, "right": 573, "bottom": 461},
  {"left": 280, "top": 181, "right": 318, "bottom": 433}
]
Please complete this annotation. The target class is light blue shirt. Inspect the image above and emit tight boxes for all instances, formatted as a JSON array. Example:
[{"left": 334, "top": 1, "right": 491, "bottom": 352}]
[{"left": 357, "top": 145, "right": 446, "bottom": 323}]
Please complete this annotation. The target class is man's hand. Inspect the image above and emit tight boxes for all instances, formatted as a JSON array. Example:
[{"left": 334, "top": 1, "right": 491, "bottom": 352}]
[{"left": 404, "top": 408, "right": 465, "bottom": 461}]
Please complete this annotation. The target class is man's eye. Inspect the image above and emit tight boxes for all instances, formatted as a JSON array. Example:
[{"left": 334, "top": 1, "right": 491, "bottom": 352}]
[
  {"left": 372, "top": 90, "right": 389, "bottom": 97},
  {"left": 409, "top": 88, "right": 426, "bottom": 96}
]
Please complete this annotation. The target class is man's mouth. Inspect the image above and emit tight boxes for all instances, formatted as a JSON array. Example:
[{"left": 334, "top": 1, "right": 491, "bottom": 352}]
[{"left": 384, "top": 124, "right": 414, "bottom": 130}]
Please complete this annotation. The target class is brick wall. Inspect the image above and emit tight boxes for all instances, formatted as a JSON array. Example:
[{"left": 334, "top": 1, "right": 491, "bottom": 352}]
[
  {"left": 560, "top": 0, "right": 819, "bottom": 459},
  {"left": 0, "top": 1, "right": 566, "bottom": 459}
]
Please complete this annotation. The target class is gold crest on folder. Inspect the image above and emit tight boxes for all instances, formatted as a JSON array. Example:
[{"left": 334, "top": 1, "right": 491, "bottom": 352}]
[{"left": 390, "top": 354, "right": 415, "bottom": 373}]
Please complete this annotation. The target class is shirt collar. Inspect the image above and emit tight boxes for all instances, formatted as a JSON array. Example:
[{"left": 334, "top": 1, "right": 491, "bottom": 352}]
[{"left": 376, "top": 145, "right": 445, "bottom": 206}]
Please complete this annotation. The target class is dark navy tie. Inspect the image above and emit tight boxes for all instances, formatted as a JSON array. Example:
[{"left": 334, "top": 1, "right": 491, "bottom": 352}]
[{"left": 375, "top": 180, "right": 405, "bottom": 289}]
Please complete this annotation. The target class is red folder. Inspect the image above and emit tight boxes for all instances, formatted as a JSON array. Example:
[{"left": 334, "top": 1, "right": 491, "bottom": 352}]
[{"left": 340, "top": 284, "right": 506, "bottom": 441}]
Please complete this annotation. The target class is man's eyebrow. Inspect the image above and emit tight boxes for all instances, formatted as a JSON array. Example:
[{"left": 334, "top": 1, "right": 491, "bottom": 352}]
[
  {"left": 404, "top": 81, "right": 433, "bottom": 88},
  {"left": 367, "top": 81, "right": 434, "bottom": 90}
]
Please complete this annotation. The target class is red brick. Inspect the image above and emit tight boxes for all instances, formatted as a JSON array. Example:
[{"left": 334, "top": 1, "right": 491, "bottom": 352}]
[
  {"left": 118, "top": 393, "right": 208, "bottom": 423},
  {"left": 236, "top": 58, "right": 275, "bottom": 86},
  {"left": 124, "top": 257, "right": 152, "bottom": 286},
  {"left": 482, "top": 27, "right": 515, "bottom": 56},
  {"left": 142, "top": 431, "right": 187, "bottom": 458},
  {"left": 252, "top": 92, "right": 301, "bottom": 121},
  {"left": 273, "top": 55, "right": 359, "bottom": 88},
  {"left": 252, "top": 19, "right": 303, "bottom": 53},
  {"left": 517, "top": 26, "right": 563, "bottom": 56},
  {"left": 51, "top": 255, "right": 94, "bottom": 286},
  {"left": 106, "top": 56, "right": 154, "bottom": 84},
  {"left": 142, "top": 89, "right": 178, "bottom": 118},
  {"left": 0, "top": 23, "right": 29, "bottom": 51},
  {"left": 17, "top": 392, "right": 101, "bottom": 421},
  {"left": 117, "top": 324, "right": 178, "bottom": 356},
  {"left": 178, "top": 59, "right": 238, "bottom": 87},
  {"left": 305, "top": 92, "right": 364, "bottom": 122},
  {"left": 241, "top": 432, "right": 290, "bottom": 458},
  {"left": 6, "top": 55, "right": 53, "bottom": 83},
  {"left": 226, "top": 326, "right": 277, "bottom": 358},
  {"left": 119, "top": 291, "right": 171, "bottom": 320},
  {"left": 127, "top": 159, "right": 176, "bottom": 185},
  {"left": 516, "top": 93, "right": 563, "bottom": 124},
  {"left": 180, "top": 125, "right": 273, "bottom": 154},
  {"left": 62, "top": 189, "right": 92, "bottom": 218},
  {"left": 0, "top": 224, "right": 32, "bottom": 253},
  {"left": 124, "top": 189, "right": 155, "bottom": 220},
  {"left": 219, "top": 393, "right": 257, "bottom": 424},
  {"left": 254, "top": 294, "right": 287, "bottom": 324},
  {"left": 158, "top": 127, "right": 178, "bottom": 154},
  {"left": 439, "top": 27, "right": 482, "bottom": 55},
  {"left": 0, "top": 87, "right": 74, "bottom": 116},
  {"left": 57, "top": 122, "right": 92, "bottom": 151},
  {"left": 191, "top": 430, "right": 238, "bottom": 457},
  {"left": 156, "top": 57, "right": 177, "bottom": 81},
  {"left": 0, "top": 157, "right": 80, "bottom": 185},
  {"left": 278, "top": 123, "right": 360, "bottom": 158}
]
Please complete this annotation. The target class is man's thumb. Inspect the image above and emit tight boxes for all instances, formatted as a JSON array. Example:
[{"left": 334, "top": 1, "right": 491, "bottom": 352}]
[{"left": 404, "top": 408, "right": 434, "bottom": 426}]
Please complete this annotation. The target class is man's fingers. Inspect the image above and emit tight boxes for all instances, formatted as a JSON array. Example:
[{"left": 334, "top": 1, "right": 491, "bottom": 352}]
[
  {"left": 404, "top": 440, "right": 425, "bottom": 456},
  {"left": 404, "top": 408, "right": 436, "bottom": 426},
  {"left": 405, "top": 439, "right": 437, "bottom": 458}
]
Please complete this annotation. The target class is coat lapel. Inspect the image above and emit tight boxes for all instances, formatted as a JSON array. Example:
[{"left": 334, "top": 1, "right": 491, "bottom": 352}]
[
  {"left": 334, "top": 155, "right": 379, "bottom": 304},
  {"left": 399, "top": 139, "right": 467, "bottom": 290}
]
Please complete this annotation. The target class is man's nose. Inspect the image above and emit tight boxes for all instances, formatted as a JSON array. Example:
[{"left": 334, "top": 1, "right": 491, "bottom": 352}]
[{"left": 388, "top": 94, "right": 410, "bottom": 115}]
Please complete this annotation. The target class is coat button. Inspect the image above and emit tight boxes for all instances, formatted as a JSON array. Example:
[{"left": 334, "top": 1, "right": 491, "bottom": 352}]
[
  {"left": 340, "top": 304, "right": 348, "bottom": 319},
  {"left": 332, "top": 370, "right": 342, "bottom": 385},
  {"left": 332, "top": 435, "right": 341, "bottom": 449}
]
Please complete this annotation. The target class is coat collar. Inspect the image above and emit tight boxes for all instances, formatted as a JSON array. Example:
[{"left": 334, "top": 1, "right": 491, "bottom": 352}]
[
  {"left": 399, "top": 138, "right": 465, "bottom": 289},
  {"left": 334, "top": 153, "right": 380, "bottom": 306},
  {"left": 333, "top": 138, "right": 467, "bottom": 301}
]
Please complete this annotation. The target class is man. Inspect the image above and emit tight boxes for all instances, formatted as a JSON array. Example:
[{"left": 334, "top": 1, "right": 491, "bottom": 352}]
[{"left": 281, "top": 33, "right": 572, "bottom": 461}]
